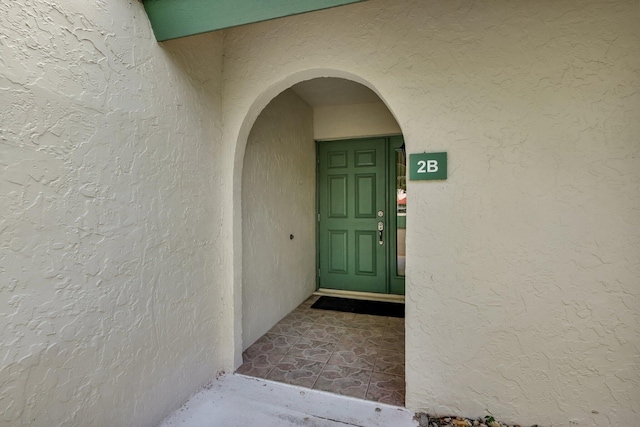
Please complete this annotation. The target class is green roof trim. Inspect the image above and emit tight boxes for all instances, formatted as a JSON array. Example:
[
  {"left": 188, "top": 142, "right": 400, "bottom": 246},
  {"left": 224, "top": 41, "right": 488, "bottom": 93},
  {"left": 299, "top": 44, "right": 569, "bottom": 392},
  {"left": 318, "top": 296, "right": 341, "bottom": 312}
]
[{"left": 142, "top": 0, "right": 367, "bottom": 41}]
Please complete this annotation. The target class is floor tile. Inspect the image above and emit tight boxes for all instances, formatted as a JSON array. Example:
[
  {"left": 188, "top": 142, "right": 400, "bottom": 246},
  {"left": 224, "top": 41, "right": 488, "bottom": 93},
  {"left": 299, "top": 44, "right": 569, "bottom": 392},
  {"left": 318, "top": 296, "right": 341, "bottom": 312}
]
[
  {"left": 375, "top": 332, "right": 405, "bottom": 350},
  {"left": 242, "top": 348, "right": 287, "bottom": 366},
  {"left": 337, "top": 327, "right": 383, "bottom": 348},
  {"left": 235, "top": 363, "right": 273, "bottom": 378},
  {"left": 349, "top": 314, "right": 389, "bottom": 330},
  {"left": 314, "top": 364, "right": 372, "bottom": 399},
  {"left": 266, "top": 356, "right": 324, "bottom": 388},
  {"left": 328, "top": 344, "right": 378, "bottom": 370},
  {"left": 385, "top": 317, "right": 405, "bottom": 335},
  {"left": 244, "top": 333, "right": 299, "bottom": 360},
  {"left": 268, "top": 320, "right": 314, "bottom": 337},
  {"left": 282, "top": 309, "right": 323, "bottom": 323},
  {"left": 277, "top": 316, "right": 316, "bottom": 329},
  {"left": 236, "top": 353, "right": 282, "bottom": 379},
  {"left": 315, "top": 311, "right": 356, "bottom": 327},
  {"left": 239, "top": 296, "right": 406, "bottom": 407},
  {"left": 342, "top": 326, "right": 386, "bottom": 341},
  {"left": 373, "top": 349, "right": 405, "bottom": 376},
  {"left": 366, "top": 372, "right": 405, "bottom": 406},
  {"left": 299, "top": 295, "right": 320, "bottom": 307},
  {"left": 301, "top": 324, "right": 346, "bottom": 343},
  {"left": 286, "top": 338, "right": 336, "bottom": 363}
]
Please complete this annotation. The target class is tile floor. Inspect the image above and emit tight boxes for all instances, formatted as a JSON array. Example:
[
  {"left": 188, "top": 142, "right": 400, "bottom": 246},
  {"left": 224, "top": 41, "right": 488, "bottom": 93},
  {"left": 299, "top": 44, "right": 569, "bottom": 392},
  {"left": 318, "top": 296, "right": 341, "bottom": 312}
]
[{"left": 236, "top": 295, "right": 406, "bottom": 406}]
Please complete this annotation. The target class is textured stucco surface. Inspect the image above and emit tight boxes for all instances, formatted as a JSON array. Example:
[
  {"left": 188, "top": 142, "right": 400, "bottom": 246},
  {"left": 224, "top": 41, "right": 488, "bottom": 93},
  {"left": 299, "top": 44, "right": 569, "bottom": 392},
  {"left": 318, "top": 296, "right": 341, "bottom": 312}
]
[
  {"left": 1, "top": 0, "right": 639, "bottom": 425},
  {"left": 222, "top": 1, "right": 640, "bottom": 425},
  {"left": 0, "top": 1, "right": 226, "bottom": 426},
  {"left": 242, "top": 90, "right": 316, "bottom": 349},
  {"left": 314, "top": 101, "right": 401, "bottom": 140}
]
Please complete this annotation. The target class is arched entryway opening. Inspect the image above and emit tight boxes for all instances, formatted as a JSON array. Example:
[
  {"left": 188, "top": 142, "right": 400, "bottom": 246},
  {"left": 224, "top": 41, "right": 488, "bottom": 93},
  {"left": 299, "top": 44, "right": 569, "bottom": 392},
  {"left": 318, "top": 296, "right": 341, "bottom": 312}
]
[{"left": 232, "top": 70, "right": 407, "bottom": 405}]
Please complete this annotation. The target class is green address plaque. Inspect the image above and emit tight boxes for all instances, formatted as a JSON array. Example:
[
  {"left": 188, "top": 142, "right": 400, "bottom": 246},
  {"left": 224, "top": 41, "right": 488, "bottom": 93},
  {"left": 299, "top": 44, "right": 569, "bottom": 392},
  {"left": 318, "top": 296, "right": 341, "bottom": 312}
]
[{"left": 409, "top": 152, "right": 447, "bottom": 180}]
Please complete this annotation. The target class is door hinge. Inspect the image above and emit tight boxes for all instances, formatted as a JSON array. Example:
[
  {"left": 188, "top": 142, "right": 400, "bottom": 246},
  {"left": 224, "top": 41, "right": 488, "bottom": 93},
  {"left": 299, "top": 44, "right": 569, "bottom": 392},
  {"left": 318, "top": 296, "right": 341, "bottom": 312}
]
[
  {"left": 318, "top": 268, "right": 320, "bottom": 277},
  {"left": 317, "top": 213, "right": 320, "bottom": 222}
]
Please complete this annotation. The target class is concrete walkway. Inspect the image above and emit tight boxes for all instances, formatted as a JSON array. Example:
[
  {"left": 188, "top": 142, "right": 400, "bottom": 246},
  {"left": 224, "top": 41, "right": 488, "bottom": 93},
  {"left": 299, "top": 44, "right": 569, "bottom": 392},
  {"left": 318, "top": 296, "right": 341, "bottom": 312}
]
[{"left": 159, "top": 374, "right": 419, "bottom": 427}]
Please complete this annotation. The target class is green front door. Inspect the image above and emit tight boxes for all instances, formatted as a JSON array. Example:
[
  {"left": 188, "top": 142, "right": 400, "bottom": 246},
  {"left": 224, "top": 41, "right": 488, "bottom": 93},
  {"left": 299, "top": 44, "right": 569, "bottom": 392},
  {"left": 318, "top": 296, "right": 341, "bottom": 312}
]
[{"left": 317, "top": 137, "right": 405, "bottom": 294}]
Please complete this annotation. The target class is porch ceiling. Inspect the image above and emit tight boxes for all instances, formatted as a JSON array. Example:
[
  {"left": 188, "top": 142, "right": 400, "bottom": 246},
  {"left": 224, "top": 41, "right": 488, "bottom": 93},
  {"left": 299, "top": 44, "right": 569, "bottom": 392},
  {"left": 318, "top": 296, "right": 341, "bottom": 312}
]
[
  {"left": 291, "top": 77, "right": 381, "bottom": 107},
  {"left": 142, "top": 0, "right": 367, "bottom": 41}
]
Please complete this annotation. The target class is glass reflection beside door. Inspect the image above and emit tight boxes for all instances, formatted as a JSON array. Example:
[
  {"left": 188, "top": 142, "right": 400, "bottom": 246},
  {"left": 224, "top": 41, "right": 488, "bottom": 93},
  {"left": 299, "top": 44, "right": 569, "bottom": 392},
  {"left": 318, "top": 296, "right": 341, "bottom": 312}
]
[{"left": 396, "top": 151, "right": 406, "bottom": 276}]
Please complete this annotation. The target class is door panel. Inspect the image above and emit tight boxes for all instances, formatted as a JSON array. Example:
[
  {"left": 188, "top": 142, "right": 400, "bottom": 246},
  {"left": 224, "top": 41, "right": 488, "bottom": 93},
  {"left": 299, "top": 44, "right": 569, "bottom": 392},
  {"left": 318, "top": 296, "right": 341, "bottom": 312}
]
[
  {"left": 355, "top": 174, "right": 376, "bottom": 217},
  {"left": 328, "top": 176, "right": 348, "bottom": 217},
  {"left": 355, "top": 231, "right": 377, "bottom": 275},
  {"left": 328, "top": 151, "right": 348, "bottom": 168},
  {"left": 355, "top": 149, "right": 376, "bottom": 166},
  {"left": 318, "top": 138, "right": 387, "bottom": 293},
  {"left": 328, "top": 230, "right": 348, "bottom": 273}
]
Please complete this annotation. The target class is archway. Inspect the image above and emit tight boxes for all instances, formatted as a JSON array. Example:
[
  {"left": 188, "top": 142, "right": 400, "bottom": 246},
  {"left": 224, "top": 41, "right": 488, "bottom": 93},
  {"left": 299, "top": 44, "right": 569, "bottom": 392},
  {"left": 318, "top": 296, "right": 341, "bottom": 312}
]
[{"left": 231, "top": 69, "right": 407, "bottom": 370}]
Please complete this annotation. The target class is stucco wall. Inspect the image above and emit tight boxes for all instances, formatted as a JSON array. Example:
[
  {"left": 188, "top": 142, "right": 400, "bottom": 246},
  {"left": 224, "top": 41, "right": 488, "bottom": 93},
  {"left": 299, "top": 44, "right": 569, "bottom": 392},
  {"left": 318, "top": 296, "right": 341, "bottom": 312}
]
[
  {"left": 222, "top": 0, "right": 640, "bottom": 425},
  {"left": 2, "top": 0, "right": 638, "bottom": 425},
  {"left": 242, "top": 90, "right": 316, "bottom": 349},
  {"left": 0, "top": 1, "right": 225, "bottom": 426},
  {"left": 314, "top": 102, "right": 401, "bottom": 140}
]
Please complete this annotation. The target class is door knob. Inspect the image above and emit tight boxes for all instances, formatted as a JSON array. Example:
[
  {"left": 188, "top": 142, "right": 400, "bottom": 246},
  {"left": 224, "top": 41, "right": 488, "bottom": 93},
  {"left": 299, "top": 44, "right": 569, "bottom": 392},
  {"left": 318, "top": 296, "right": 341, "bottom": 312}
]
[{"left": 378, "top": 221, "right": 384, "bottom": 245}]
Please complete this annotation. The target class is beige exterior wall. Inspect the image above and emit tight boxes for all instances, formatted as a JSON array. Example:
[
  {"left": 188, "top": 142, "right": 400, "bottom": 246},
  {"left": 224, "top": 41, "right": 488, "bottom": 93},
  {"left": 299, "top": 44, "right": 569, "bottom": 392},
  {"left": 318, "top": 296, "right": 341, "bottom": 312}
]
[
  {"left": 1, "top": 0, "right": 639, "bottom": 426},
  {"left": 242, "top": 90, "right": 316, "bottom": 349},
  {"left": 222, "top": 1, "right": 640, "bottom": 426},
  {"left": 314, "top": 102, "right": 401, "bottom": 140},
  {"left": 0, "top": 1, "right": 226, "bottom": 426}
]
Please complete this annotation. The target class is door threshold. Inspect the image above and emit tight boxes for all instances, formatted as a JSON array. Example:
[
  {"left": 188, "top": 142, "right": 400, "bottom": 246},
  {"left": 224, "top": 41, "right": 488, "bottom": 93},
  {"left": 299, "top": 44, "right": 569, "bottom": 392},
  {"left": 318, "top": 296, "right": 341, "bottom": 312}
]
[{"left": 314, "top": 288, "right": 405, "bottom": 303}]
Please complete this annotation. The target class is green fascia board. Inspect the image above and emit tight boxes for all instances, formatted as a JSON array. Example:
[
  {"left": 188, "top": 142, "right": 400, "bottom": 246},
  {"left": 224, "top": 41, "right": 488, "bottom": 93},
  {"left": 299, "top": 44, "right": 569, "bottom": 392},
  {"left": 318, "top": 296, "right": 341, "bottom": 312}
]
[{"left": 143, "top": 0, "right": 367, "bottom": 41}]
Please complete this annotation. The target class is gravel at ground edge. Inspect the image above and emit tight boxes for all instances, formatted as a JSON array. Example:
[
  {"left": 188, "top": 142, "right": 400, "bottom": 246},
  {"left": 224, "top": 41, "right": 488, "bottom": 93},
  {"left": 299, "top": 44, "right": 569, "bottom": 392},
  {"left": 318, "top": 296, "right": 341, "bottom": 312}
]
[{"left": 414, "top": 412, "right": 540, "bottom": 427}]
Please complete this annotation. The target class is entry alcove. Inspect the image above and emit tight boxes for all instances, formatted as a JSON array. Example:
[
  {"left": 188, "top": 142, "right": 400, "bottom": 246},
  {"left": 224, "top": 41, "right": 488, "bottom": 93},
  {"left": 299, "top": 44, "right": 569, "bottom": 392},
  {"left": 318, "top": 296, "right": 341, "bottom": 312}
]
[{"left": 241, "top": 77, "right": 404, "bottom": 350}]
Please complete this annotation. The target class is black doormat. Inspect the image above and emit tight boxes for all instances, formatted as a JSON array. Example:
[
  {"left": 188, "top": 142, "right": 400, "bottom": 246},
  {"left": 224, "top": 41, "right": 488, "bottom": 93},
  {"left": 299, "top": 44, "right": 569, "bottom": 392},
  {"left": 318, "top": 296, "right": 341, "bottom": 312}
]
[{"left": 311, "top": 296, "right": 404, "bottom": 318}]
